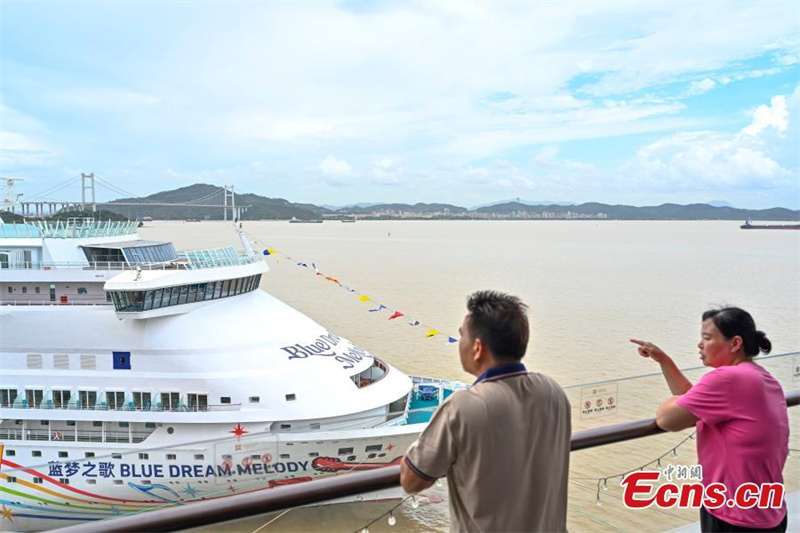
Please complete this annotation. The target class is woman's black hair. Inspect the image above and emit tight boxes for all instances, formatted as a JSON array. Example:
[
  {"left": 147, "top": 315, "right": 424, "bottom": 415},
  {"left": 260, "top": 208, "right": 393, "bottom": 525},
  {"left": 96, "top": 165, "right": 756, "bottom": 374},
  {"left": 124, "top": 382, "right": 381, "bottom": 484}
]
[{"left": 702, "top": 307, "right": 771, "bottom": 357}]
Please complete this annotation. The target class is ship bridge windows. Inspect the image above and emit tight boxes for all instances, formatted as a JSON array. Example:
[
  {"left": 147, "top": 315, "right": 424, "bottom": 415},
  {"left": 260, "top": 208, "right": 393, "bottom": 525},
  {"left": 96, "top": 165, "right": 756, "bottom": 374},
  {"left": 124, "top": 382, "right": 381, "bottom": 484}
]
[
  {"left": 0, "top": 389, "right": 18, "bottom": 408},
  {"left": 25, "top": 389, "right": 43, "bottom": 409},
  {"left": 106, "top": 391, "right": 125, "bottom": 410},
  {"left": 350, "top": 358, "right": 389, "bottom": 389},
  {"left": 82, "top": 242, "right": 177, "bottom": 266},
  {"left": 52, "top": 390, "right": 71, "bottom": 409},
  {"left": 78, "top": 390, "right": 97, "bottom": 410},
  {"left": 110, "top": 274, "right": 263, "bottom": 313},
  {"left": 133, "top": 391, "right": 152, "bottom": 410},
  {"left": 187, "top": 393, "right": 208, "bottom": 412},
  {"left": 160, "top": 392, "right": 181, "bottom": 411}
]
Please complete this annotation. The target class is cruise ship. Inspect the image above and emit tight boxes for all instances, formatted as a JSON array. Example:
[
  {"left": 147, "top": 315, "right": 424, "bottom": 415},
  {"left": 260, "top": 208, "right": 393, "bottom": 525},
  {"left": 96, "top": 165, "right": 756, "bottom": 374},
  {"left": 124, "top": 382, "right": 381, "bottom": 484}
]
[{"left": 0, "top": 216, "right": 462, "bottom": 531}]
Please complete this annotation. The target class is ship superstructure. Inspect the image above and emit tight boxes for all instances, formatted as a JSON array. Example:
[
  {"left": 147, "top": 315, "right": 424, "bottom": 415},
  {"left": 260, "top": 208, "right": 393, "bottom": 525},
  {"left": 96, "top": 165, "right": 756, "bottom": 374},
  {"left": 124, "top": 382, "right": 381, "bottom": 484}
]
[{"left": 0, "top": 217, "right": 460, "bottom": 530}]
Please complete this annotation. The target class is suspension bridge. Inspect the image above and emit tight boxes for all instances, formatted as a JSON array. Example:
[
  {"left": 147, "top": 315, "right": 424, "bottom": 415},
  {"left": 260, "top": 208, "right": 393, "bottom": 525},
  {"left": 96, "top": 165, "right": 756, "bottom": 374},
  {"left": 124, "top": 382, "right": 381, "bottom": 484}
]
[{"left": 1, "top": 173, "right": 248, "bottom": 220}]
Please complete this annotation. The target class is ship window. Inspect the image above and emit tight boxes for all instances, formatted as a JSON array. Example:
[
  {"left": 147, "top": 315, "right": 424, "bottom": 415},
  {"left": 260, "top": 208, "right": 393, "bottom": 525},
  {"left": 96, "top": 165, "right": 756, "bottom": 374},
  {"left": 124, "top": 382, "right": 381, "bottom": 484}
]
[
  {"left": 59, "top": 478, "right": 70, "bottom": 485},
  {"left": 87, "top": 479, "right": 96, "bottom": 485},
  {"left": 6, "top": 477, "right": 16, "bottom": 483},
  {"left": 133, "top": 392, "right": 151, "bottom": 410},
  {"left": 4, "top": 450, "right": 15, "bottom": 457},
  {"left": 119, "top": 422, "right": 129, "bottom": 428},
  {"left": 308, "top": 452, "right": 319, "bottom": 457},
  {"left": 92, "top": 421, "right": 102, "bottom": 427},
  {"left": 112, "top": 453, "right": 122, "bottom": 459},
  {"left": 114, "top": 479, "right": 123, "bottom": 485},
  {"left": 77, "top": 287, "right": 88, "bottom": 295},
  {"left": 194, "top": 454, "right": 204, "bottom": 460},
  {"left": 280, "top": 424, "right": 291, "bottom": 430},
  {"left": 0, "top": 388, "right": 18, "bottom": 408},
  {"left": 285, "top": 394, "right": 296, "bottom": 402},
  {"left": 141, "top": 480, "right": 151, "bottom": 485},
  {"left": 40, "top": 420, "right": 49, "bottom": 426},
  {"left": 161, "top": 392, "right": 180, "bottom": 411},
  {"left": 32, "top": 450, "right": 42, "bottom": 457},
  {"left": 222, "top": 280, "right": 231, "bottom": 297},
  {"left": 22, "top": 286, "right": 27, "bottom": 294},
  {"left": 368, "top": 453, "right": 376, "bottom": 459},
  {"left": 310, "top": 423, "right": 320, "bottom": 430},
  {"left": 36, "top": 286, "right": 41, "bottom": 294},
  {"left": 249, "top": 396, "right": 260, "bottom": 403},
  {"left": 220, "top": 397, "right": 231, "bottom": 404},
  {"left": 196, "top": 283, "right": 208, "bottom": 301},
  {"left": 177, "top": 285, "right": 189, "bottom": 305},
  {"left": 79, "top": 390, "right": 97, "bottom": 409},
  {"left": 139, "top": 453, "right": 149, "bottom": 460},
  {"left": 337, "top": 448, "right": 353, "bottom": 456},
  {"left": 67, "top": 420, "right": 76, "bottom": 426},
  {"left": 85, "top": 452, "right": 95, "bottom": 458},
  {"left": 53, "top": 390, "right": 71, "bottom": 409},
  {"left": 33, "top": 477, "right": 43, "bottom": 484},
  {"left": 186, "top": 284, "right": 198, "bottom": 304},
  {"left": 167, "top": 454, "right": 177, "bottom": 461},
  {"left": 280, "top": 454, "right": 290, "bottom": 459},
  {"left": 58, "top": 451, "right": 68, "bottom": 458},
  {"left": 25, "top": 389, "right": 43, "bottom": 408},
  {"left": 188, "top": 393, "right": 208, "bottom": 411},
  {"left": 347, "top": 455, "right": 356, "bottom": 461},
  {"left": 106, "top": 391, "right": 125, "bottom": 410},
  {"left": 145, "top": 422, "right": 156, "bottom": 428},
  {"left": 365, "top": 444, "right": 383, "bottom": 452}
]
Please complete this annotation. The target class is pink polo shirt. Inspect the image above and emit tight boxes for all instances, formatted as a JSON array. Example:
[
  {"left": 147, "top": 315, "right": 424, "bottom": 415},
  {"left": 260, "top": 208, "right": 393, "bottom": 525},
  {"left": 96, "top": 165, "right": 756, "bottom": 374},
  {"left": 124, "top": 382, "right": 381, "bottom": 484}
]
[{"left": 676, "top": 362, "right": 789, "bottom": 528}]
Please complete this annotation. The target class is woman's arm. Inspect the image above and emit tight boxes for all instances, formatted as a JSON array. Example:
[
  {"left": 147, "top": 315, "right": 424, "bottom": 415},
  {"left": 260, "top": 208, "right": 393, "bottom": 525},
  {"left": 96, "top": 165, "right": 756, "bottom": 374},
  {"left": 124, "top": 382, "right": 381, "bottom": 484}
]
[
  {"left": 631, "top": 339, "right": 693, "bottom": 395},
  {"left": 656, "top": 396, "right": 698, "bottom": 431}
]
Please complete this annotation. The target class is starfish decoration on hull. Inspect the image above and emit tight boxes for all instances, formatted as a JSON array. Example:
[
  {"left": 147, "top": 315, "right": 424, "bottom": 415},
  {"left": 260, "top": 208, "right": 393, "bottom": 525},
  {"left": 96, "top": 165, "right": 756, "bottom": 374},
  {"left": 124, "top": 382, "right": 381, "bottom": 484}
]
[
  {"left": 229, "top": 423, "right": 249, "bottom": 440},
  {"left": 1, "top": 505, "right": 13, "bottom": 522},
  {"left": 182, "top": 484, "right": 199, "bottom": 498},
  {"left": 385, "top": 443, "right": 396, "bottom": 452}
]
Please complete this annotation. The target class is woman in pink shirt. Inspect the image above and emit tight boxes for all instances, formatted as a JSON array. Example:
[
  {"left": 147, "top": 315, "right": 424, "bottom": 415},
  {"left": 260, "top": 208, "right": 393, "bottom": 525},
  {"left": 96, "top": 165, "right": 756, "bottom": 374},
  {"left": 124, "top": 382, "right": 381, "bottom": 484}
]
[{"left": 632, "top": 307, "right": 789, "bottom": 532}]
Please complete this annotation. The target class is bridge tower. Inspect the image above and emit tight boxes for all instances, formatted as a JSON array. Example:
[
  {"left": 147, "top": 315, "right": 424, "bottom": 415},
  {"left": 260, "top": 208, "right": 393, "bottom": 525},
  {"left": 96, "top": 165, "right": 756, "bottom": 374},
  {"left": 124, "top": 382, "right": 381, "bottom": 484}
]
[
  {"left": 223, "top": 185, "right": 237, "bottom": 221},
  {"left": 81, "top": 173, "right": 97, "bottom": 212}
]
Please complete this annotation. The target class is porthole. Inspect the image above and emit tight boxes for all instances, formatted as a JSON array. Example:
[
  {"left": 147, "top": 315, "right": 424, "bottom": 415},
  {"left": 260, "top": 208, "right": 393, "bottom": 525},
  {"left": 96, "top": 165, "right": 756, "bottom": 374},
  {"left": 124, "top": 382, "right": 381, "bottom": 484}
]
[{"left": 167, "top": 427, "right": 174, "bottom": 435}]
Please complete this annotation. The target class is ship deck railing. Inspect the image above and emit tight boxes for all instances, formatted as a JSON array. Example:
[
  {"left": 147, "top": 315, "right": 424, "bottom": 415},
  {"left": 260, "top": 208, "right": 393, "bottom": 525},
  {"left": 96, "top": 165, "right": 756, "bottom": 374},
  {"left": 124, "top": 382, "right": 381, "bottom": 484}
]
[
  {"left": 58, "top": 389, "right": 800, "bottom": 533},
  {"left": 0, "top": 221, "right": 140, "bottom": 239},
  {"left": 0, "top": 428, "right": 152, "bottom": 444},
  {"left": 0, "top": 254, "right": 262, "bottom": 272},
  {"left": 2, "top": 401, "right": 242, "bottom": 412}
]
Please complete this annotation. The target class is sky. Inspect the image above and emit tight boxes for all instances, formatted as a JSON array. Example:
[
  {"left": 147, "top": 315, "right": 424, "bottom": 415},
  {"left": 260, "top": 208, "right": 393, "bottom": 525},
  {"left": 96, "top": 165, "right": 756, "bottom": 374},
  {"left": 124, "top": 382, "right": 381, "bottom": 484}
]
[{"left": 1, "top": 1, "right": 799, "bottom": 209}]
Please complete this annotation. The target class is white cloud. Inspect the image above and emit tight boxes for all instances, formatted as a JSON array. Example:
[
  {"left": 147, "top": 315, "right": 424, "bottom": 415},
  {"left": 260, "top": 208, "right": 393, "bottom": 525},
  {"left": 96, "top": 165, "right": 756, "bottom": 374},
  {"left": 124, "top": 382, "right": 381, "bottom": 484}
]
[
  {"left": 624, "top": 90, "right": 797, "bottom": 191},
  {"left": 318, "top": 155, "right": 352, "bottom": 177},
  {"left": 686, "top": 78, "right": 716, "bottom": 96}
]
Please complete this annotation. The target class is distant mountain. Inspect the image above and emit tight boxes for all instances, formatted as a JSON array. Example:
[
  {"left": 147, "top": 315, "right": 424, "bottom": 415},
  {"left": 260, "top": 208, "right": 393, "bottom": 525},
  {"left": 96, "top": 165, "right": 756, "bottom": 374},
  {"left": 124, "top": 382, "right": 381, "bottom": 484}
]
[
  {"left": 471, "top": 198, "right": 574, "bottom": 209},
  {"left": 92, "top": 183, "right": 799, "bottom": 221},
  {"left": 708, "top": 201, "right": 732, "bottom": 208},
  {"left": 475, "top": 201, "right": 799, "bottom": 220},
  {"left": 339, "top": 202, "right": 469, "bottom": 215},
  {"left": 103, "top": 184, "right": 331, "bottom": 220},
  {"left": 320, "top": 202, "right": 380, "bottom": 211}
]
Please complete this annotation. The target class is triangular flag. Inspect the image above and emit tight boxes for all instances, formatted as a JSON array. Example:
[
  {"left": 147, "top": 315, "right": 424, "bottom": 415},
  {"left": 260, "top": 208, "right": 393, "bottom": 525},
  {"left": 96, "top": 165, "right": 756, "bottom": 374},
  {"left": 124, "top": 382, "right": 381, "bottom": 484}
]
[
  {"left": 267, "top": 248, "right": 277, "bottom": 255},
  {"left": 358, "top": 295, "right": 372, "bottom": 302},
  {"left": 424, "top": 329, "right": 439, "bottom": 338},
  {"left": 312, "top": 262, "right": 319, "bottom": 273},
  {"left": 409, "top": 320, "right": 420, "bottom": 326},
  {"left": 388, "top": 311, "right": 404, "bottom": 320},
  {"left": 447, "top": 337, "right": 457, "bottom": 344},
  {"left": 325, "top": 276, "right": 340, "bottom": 284},
  {"left": 262, "top": 249, "right": 270, "bottom": 256},
  {"left": 298, "top": 262, "right": 307, "bottom": 267},
  {"left": 369, "top": 304, "right": 387, "bottom": 312}
]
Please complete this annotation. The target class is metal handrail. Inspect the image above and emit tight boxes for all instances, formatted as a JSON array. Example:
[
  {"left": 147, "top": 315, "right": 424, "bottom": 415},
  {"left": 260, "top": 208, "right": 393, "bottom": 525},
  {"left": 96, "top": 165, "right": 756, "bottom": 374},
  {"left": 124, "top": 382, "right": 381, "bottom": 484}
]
[{"left": 61, "top": 389, "right": 799, "bottom": 533}]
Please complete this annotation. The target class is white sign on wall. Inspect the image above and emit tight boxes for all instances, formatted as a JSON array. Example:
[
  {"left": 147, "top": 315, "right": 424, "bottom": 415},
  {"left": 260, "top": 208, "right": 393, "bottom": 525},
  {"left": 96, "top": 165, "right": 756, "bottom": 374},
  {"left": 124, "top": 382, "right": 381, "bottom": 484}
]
[{"left": 580, "top": 384, "right": 619, "bottom": 419}]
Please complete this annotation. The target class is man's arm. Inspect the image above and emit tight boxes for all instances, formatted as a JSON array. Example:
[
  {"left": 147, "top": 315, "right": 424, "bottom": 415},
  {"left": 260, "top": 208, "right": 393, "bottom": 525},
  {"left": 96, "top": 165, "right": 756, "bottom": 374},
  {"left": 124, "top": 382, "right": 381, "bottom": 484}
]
[{"left": 400, "top": 457, "right": 436, "bottom": 493}]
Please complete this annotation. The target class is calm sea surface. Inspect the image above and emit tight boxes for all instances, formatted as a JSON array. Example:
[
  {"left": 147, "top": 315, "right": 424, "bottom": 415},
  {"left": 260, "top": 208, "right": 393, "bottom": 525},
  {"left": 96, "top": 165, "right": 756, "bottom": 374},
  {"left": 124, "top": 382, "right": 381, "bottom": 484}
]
[{"left": 140, "top": 220, "right": 800, "bottom": 533}]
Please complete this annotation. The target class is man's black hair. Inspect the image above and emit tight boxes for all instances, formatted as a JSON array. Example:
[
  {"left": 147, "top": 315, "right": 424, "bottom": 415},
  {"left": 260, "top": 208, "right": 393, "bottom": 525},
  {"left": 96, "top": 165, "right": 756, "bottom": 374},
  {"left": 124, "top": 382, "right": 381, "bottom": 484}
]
[{"left": 466, "top": 290, "right": 529, "bottom": 361}]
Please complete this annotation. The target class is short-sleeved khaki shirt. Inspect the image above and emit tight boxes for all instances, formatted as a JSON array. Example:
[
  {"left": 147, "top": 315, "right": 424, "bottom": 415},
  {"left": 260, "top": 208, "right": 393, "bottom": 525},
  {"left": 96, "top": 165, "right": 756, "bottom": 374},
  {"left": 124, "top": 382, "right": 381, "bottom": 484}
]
[{"left": 405, "top": 368, "right": 571, "bottom": 532}]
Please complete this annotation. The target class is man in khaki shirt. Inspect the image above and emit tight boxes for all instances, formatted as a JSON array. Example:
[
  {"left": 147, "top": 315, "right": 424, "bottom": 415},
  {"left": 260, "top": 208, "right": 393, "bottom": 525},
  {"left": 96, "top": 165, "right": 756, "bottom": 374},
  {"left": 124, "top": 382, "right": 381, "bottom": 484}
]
[{"left": 401, "top": 290, "right": 571, "bottom": 532}]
